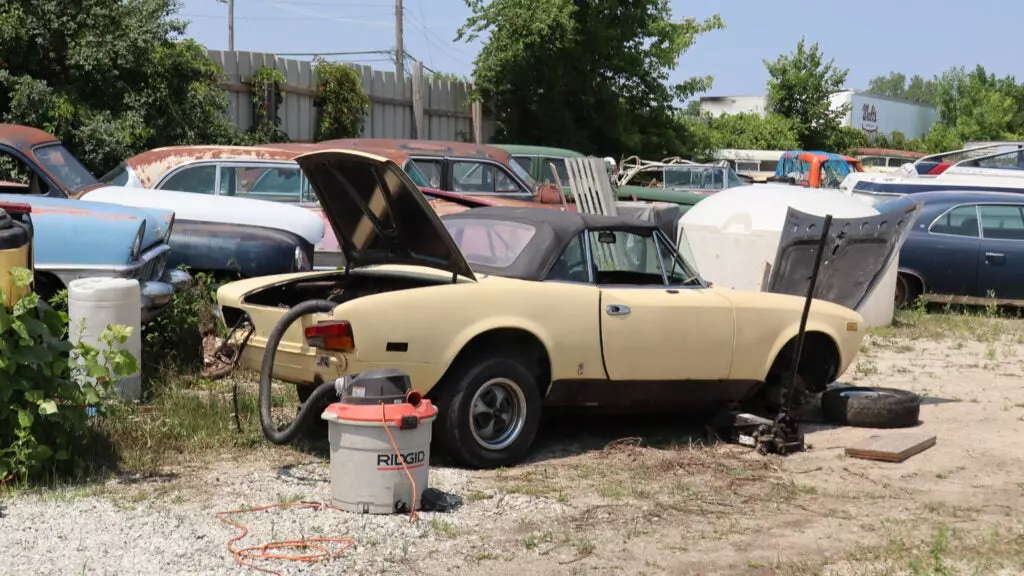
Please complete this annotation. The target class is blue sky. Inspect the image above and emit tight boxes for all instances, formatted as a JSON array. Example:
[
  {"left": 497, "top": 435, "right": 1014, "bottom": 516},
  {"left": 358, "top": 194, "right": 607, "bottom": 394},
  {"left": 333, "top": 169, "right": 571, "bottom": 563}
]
[{"left": 180, "top": 0, "right": 1021, "bottom": 97}]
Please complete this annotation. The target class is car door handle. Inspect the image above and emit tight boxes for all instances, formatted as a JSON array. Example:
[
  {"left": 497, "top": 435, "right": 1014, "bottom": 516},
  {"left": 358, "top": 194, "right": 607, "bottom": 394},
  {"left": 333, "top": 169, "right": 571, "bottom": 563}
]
[
  {"left": 606, "top": 304, "right": 631, "bottom": 316},
  {"left": 986, "top": 252, "right": 1006, "bottom": 263}
]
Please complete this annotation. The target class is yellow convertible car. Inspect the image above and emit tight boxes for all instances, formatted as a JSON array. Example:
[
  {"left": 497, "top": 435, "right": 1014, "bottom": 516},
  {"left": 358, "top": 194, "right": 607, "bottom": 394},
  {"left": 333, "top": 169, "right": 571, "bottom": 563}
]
[{"left": 216, "top": 149, "right": 867, "bottom": 469}]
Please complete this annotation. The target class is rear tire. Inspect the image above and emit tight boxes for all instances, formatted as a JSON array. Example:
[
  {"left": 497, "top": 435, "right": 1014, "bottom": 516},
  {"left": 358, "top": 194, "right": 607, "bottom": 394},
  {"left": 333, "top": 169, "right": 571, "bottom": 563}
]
[
  {"left": 821, "top": 386, "right": 920, "bottom": 428},
  {"left": 431, "top": 354, "right": 542, "bottom": 469},
  {"left": 895, "top": 273, "right": 921, "bottom": 309}
]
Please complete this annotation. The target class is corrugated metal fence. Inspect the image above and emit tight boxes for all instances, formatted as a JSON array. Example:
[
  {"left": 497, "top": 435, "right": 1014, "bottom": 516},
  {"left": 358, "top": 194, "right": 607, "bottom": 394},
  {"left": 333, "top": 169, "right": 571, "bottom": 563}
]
[{"left": 207, "top": 50, "right": 494, "bottom": 143}]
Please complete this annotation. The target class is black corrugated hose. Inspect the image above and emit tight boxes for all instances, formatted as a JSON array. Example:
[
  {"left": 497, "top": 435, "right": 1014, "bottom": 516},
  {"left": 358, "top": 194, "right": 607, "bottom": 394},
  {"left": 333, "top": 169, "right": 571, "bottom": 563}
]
[{"left": 259, "top": 299, "right": 338, "bottom": 444}]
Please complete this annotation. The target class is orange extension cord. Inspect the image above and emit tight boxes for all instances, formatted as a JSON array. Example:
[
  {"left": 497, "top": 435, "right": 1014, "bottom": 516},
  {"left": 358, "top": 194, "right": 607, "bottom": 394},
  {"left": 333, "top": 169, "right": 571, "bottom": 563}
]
[{"left": 216, "top": 401, "right": 420, "bottom": 574}]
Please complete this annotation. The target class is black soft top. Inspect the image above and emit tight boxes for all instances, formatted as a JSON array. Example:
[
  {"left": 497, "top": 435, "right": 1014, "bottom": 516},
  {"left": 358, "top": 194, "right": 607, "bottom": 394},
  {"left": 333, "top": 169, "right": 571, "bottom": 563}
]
[{"left": 440, "top": 206, "right": 660, "bottom": 281}]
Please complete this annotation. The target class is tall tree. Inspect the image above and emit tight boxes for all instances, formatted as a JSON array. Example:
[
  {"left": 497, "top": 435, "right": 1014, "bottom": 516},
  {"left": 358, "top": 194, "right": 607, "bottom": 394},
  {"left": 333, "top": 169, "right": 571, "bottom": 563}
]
[
  {"left": 933, "top": 65, "right": 1014, "bottom": 141},
  {"left": 458, "top": 0, "right": 724, "bottom": 158},
  {"left": 763, "top": 38, "right": 849, "bottom": 151},
  {"left": 0, "top": 0, "right": 245, "bottom": 173}
]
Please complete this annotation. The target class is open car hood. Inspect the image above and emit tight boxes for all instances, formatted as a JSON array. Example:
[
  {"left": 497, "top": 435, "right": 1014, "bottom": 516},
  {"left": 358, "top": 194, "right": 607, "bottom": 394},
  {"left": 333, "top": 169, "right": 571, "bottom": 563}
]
[
  {"left": 296, "top": 149, "right": 476, "bottom": 280},
  {"left": 765, "top": 200, "right": 922, "bottom": 311}
]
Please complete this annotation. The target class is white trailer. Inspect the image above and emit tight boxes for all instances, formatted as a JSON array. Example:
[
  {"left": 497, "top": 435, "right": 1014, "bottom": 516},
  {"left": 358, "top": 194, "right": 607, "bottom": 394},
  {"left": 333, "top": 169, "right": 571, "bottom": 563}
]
[{"left": 830, "top": 91, "right": 939, "bottom": 140}]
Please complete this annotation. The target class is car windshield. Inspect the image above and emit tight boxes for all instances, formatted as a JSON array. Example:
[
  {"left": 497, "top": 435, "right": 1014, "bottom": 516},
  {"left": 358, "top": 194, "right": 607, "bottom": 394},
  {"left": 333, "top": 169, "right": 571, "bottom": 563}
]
[
  {"left": 33, "top": 143, "right": 99, "bottom": 192},
  {"left": 100, "top": 163, "right": 132, "bottom": 186},
  {"left": 506, "top": 158, "right": 538, "bottom": 190},
  {"left": 443, "top": 218, "right": 536, "bottom": 268},
  {"left": 663, "top": 166, "right": 725, "bottom": 190}
]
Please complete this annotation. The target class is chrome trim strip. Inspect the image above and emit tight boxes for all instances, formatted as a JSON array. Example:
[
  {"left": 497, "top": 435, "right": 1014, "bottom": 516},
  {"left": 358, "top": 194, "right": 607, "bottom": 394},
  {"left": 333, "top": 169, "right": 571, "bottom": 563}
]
[{"left": 38, "top": 244, "right": 171, "bottom": 273}]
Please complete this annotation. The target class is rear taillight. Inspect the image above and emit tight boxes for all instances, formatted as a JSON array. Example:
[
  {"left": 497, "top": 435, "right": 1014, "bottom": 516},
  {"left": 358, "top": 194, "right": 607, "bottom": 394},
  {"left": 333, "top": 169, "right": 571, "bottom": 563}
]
[{"left": 304, "top": 321, "right": 354, "bottom": 351}]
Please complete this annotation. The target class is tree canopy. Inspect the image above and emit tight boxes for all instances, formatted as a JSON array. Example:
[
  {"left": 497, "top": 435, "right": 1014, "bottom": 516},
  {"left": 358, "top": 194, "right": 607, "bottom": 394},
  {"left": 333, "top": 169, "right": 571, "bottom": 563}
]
[
  {"left": 0, "top": 0, "right": 245, "bottom": 173},
  {"left": 458, "top": 0, "right": 724, "bottom": 159},
  {"left": 763, "top": 38, "right": 850, "bottom": 151}
]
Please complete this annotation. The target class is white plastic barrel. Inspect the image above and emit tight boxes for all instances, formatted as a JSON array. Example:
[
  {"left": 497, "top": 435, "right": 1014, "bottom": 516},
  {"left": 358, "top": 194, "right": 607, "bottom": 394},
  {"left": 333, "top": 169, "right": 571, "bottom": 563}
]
[{"left": 67, "top": 277, "right": 142, "bottom": 402}]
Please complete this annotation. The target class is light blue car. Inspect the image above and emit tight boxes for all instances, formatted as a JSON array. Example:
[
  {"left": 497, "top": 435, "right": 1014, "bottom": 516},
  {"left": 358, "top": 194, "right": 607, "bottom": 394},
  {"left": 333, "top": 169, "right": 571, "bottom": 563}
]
[{"left": 0, "top": 125, "right": 190, "bottom": 321}]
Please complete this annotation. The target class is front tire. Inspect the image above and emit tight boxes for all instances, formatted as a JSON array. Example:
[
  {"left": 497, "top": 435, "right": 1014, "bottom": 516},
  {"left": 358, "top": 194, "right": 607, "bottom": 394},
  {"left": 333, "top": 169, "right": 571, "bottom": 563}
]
[{"left": 432, "top": 354, "right": 542, "bottom": 469}]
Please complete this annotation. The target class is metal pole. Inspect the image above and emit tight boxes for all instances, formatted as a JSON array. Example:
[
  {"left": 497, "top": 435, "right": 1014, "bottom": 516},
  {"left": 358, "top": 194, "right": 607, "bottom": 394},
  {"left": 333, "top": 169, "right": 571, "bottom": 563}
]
[
  {"left": 782, "top": 214, "right": 833, "bottom": 414},
  {"left": 227, "top": 0, "right": 235, "bottom": 51},
  {"left": 394, "top": 0, "right": 404, "bottom": 80}
]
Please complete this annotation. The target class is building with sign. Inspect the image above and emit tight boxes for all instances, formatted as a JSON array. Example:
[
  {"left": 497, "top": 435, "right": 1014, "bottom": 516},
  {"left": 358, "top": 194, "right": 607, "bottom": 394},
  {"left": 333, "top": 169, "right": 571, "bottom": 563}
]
[{"left": 698, "top": 90, "right": 939, "bottom": 140}]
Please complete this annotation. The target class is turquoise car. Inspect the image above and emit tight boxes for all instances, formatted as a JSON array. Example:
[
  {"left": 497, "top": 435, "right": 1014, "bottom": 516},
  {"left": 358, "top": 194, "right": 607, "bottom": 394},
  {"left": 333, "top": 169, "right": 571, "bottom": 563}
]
[{"left": 0, "top": 124, "right": 189, "bottom": 321}]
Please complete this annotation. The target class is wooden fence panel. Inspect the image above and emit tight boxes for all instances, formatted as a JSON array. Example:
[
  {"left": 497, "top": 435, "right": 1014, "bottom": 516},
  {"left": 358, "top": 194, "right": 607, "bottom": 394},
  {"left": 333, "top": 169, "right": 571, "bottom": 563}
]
[{"left": 208, "top": 50, "right": 491, "bottom": 143}]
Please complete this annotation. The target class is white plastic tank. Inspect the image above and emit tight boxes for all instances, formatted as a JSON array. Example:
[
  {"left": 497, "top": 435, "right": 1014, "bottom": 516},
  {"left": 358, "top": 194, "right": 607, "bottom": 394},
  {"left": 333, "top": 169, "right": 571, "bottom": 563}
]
[
  {"left": 322, "top": 370, "right": 438, "bottom": 514},
  {"left": 67, "top": 277, "right": 142, "bottom": 401},
  {"left": 678, "top": 184, "right": 898, "bottom": 327}
]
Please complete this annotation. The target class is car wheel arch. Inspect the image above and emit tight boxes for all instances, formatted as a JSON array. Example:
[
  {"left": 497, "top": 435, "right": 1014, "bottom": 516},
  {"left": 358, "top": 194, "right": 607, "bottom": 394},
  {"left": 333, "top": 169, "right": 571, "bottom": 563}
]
[
  {"left": 431, "top": 326, "right": 553, "bottom": 400},
  {"left": 763, "top": 326, "right": 842, "bottom": 390},
  {"left": 896, "top": 268, "right": 926, "bottom": 297}
]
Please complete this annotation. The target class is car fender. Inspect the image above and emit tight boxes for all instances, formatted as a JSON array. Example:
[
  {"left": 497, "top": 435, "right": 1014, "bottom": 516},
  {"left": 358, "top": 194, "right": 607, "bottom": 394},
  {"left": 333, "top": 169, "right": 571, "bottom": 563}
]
[
  {"left": 440, "top": 314, "right": 556, "bottom": 370},
  {"left": 0, "top": 193, "right": 160, "bottom": 267},
  {"left": 166, "top": 221, "right": 314, "bottom": 277},
  {"left": 760, "top": 318, "right": 850, "bottom": 380}
]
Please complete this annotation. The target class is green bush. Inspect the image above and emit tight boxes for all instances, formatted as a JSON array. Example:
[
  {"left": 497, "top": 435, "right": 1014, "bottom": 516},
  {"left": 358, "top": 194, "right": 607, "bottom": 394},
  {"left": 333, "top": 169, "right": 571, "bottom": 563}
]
[
  {"left": 0, "top": 267, "right": 138, "bottom": 484},
  {"left": 313, "top": 57, "right": 370, "bottom": 140}
]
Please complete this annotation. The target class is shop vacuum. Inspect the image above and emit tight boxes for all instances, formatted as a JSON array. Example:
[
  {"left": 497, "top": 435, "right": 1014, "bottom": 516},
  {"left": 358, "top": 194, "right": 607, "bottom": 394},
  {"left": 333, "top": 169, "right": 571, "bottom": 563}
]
[{"left": 321, "top": 369, "right": 438, "bottom": 514}]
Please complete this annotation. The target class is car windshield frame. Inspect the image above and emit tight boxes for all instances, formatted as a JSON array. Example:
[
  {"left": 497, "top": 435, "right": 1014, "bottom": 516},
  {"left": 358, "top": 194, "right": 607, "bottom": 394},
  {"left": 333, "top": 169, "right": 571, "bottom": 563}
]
[
  {"left": 32, "top": 142, "right": 100, "bottom": 193},
  {"left": 587, "top": 227, "right": 703, "bottom": 287}
]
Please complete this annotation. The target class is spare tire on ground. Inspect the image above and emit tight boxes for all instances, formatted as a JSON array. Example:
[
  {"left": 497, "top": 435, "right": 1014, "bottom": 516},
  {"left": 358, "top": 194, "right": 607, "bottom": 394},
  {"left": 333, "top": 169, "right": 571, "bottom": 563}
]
[{"left": 820, "top": 386, "right": 921, "bottom": 428}]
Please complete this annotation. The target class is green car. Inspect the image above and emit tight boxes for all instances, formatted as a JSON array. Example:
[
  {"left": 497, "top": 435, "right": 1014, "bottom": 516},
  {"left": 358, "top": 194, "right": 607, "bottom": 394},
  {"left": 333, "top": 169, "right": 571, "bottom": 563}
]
[
  {"left": 494, "top": 144, "right": 586, "bottom": 197},
  {"left": 614, "top": 157, "right": 747, "bottom": 213}
]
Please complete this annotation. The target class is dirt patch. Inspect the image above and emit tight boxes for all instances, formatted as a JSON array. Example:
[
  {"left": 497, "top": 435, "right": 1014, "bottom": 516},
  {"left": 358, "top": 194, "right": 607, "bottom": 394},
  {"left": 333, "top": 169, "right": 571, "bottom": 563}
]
[{"left": 4, "top": 317, "right": 1024, "bottom": 575}]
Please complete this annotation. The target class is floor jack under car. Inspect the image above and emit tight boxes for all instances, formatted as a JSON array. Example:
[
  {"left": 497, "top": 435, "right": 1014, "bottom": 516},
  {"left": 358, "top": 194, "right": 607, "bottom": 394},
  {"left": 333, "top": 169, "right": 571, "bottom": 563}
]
[{"left": 712, "top": 214, "right": 835, "bottom": 456}]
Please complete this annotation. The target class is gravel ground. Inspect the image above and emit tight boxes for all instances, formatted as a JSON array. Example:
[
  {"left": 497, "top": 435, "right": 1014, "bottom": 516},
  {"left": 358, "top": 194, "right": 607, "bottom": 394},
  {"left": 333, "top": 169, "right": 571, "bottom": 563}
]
[{"left": 0, "top": 461, "right": 572, "bottom": 576}]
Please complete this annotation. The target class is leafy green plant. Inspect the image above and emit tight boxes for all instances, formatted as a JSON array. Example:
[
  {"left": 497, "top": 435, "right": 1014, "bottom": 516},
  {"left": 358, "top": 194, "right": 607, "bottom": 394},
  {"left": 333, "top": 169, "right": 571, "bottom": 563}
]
[
  {"left": 248, "top": 67, "right": 289, "bottom": 143},
  {"left": 140, "top": 270, "right": 220, "bottom": 380},
  {"left": 0, "top": 267, "right": 138, "bottom": 484},
  {"left": 312, "top": 57, "right": 370, "bottom": 140}
]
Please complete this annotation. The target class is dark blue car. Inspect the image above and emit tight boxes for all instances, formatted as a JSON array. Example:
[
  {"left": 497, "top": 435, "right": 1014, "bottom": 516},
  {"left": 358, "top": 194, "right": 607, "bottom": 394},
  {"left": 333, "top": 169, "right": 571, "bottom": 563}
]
[{"left": 878, "top": 190, "right": 1024, "bottom": 308}]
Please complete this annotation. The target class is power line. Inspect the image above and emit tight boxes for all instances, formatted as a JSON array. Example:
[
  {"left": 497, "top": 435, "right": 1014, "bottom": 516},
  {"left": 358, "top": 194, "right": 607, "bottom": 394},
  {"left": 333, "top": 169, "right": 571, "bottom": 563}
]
[{"left": 404, "top": 10, "right": 475, "bottom": 63}]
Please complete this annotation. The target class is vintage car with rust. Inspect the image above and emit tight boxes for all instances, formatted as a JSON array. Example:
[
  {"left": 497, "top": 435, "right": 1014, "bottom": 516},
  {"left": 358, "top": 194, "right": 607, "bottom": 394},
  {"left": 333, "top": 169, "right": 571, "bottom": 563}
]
[
  {"left": 316, "top": 138, "right": 570, "bottom": 205},
  {"left": 0, "top": 124, "right": 324, "bottom": 280},
  {"left": 0, "top": 128, "right": 189, "bottom": 320},
  {"left": 215, "top": 148, "right": 867, "bottom": 469}
]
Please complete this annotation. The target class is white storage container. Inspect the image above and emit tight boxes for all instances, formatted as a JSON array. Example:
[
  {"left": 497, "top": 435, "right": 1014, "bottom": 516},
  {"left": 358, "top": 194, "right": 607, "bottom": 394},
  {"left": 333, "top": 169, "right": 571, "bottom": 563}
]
[
  {"left": 679, "top": 184, "right": 898, "bottom": 327},
  {"left": 67, "top": 277, "right": 142, "bottom": 401}
]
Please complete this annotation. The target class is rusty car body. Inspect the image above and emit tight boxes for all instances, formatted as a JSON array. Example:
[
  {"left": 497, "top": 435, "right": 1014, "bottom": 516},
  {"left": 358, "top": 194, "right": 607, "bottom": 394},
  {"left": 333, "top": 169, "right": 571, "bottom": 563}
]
[
  {"left": 0, "top": 124, "right": 188, "bottom": 320},
  {"left": 0, "top": 124, "right": 326, "bottom": 281}
]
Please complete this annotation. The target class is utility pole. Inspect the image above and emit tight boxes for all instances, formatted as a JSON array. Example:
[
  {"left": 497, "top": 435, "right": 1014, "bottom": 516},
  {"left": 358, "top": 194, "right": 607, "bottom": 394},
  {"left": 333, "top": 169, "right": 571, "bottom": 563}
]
[
  {"left": 394, "top": 0, "right": 404, "bottom": 80},
  {"left": 227, "top": 0, "right": 235, "bottom": 51}
]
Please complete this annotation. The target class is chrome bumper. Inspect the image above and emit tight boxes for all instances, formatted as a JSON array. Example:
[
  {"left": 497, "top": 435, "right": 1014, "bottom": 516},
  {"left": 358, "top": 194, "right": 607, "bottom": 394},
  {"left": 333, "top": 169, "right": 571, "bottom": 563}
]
[{"left": 140, "top": 269, "right": 194, "bottom": 323}]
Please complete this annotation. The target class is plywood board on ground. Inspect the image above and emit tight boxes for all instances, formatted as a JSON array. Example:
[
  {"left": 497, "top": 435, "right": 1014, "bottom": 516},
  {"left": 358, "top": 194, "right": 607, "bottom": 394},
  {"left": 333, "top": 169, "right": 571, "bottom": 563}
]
[{"left": 845, "top": 433, "right": 936, "bottom": 463}]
